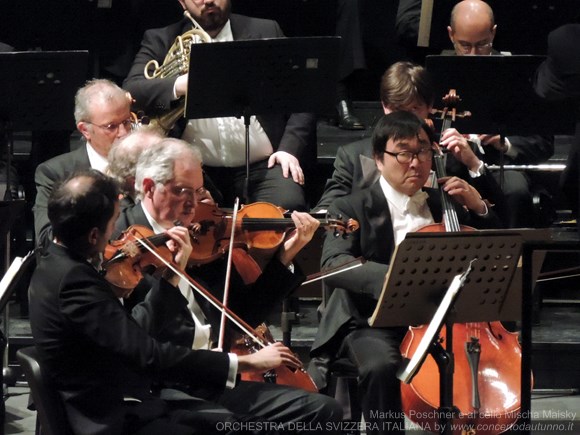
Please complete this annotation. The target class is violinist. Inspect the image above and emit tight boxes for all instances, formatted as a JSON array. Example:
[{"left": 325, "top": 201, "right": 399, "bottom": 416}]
[
  {"left": 309, "top": 112, "right": 501, "bottom": 435},
  {"left": 114, "top": 138, "right": 342, "bottom": 432},
  {"left": 29, "top": 170, "right": 225, "bottom": 434},
  {"left": 107, "top": 127, "right": 165, "bottom": 208},
  {"left": 314, "top": 61, "right": 507, "bottom": 224}
]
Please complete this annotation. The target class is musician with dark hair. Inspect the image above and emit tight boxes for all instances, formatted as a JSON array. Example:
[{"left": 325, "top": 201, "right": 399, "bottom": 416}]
[
  {"left": 309, "top": 111, "right": 500, "bottom": 435},
  {"left": 123, "top": 0, "right": 314, "bottom": 211},
  {"left": 30, "top": 169, "right": 342, "bottom": 434}
]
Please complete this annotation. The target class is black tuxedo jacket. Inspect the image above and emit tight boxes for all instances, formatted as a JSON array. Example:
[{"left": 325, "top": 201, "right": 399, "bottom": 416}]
[
  {"left": 29, "top": 243, "right": 231, "bottom": 435},
  {"left": 123, "top": 14, "right": 315, "bottom": 161},
  {"left": 309, "top": 180, "right": 501, "bottom": 387},
  {"left": 114, "top": 203, "right": 305, "bottom": 348},
  {"left": 314, "top": 136, "right": 508, "bottom": 223},
  {"left": 33, "top": 146, "right": 91, "bottom": 250}
]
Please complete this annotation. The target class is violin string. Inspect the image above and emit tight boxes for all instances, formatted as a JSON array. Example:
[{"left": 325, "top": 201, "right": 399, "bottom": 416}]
[{"left": 133, "top": 236, "right": 267, "bottom": 349}]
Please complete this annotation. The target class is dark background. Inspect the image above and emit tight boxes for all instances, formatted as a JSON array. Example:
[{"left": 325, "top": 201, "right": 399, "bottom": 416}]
[{"left": 1, "top": 0, "right": 578, "bottom": 101}]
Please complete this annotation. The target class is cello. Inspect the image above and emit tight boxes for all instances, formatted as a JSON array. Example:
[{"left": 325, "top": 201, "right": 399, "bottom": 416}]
[{"left": 400, "top": 91, "right": 527, "bottom": 435}]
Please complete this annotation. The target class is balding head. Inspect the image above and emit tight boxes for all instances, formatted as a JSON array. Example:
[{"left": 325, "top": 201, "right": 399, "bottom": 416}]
[
  {"left": 49, "top": 170, "right": 119, "bottom": 256},
  {"left": 448, "top": 0, "right": 496, "bottom": 55},
  {"left": 107, "top": 127, "right": 164, "bottom": 199}
]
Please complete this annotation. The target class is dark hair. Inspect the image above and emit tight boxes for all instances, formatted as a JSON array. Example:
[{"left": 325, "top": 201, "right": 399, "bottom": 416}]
[
  {"left": 48, "top": 170, "right": 119, "bottom": 253},
  {"left": 372, "top": 111, "right": 436, "bottom": 160}
]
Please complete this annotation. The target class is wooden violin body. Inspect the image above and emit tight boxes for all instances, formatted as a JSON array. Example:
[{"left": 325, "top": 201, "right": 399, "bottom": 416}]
[
  {"left": 401, "top": 322, "right": 525, "bottom": 434},
  {"left": 187, "top": 202, "right": 359, "bottom": 266},
  {"left": 232, "top": 323, "right": 318, "bottom": 392}
]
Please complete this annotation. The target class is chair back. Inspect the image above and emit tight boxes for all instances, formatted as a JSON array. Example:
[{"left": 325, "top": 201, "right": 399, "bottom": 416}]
[{"left": 16, "top": 346, "right": 72, "bottom": 435}]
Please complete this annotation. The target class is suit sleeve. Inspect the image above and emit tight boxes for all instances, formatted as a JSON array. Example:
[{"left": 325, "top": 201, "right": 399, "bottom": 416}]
[
  {"left": 60, "top": 264, "right": 230, "bottom": 390},
  {"left": 504, "top": 135, "right": 555, "bottom": 165},
  {"left": 33, "top": 161, "right": 58, "bottom": 250},
  {"left": 321, "top": 197, "right": 389, "bottom": 300},
  {"left": 314, "top": 145, "right": 356, "bottom": 211},
  {"left": 123, "top": 27, "right": 178, "bottom": 113}
]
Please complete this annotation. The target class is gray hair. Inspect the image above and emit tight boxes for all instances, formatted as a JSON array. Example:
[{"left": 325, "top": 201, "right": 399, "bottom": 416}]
[
  {"left": 107, "top": 127, "right": 165, "bottom": 196},
  {"left": 134, "top": 138, "right": 203, "bottom": 200},
  {"left": 74, "top": 78, "right": 130, "bottom": 123}
]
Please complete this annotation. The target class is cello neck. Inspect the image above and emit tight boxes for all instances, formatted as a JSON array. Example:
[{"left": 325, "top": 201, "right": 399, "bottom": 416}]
[{"left": 433, "top": 151, "right": 462, "bottom": 233}]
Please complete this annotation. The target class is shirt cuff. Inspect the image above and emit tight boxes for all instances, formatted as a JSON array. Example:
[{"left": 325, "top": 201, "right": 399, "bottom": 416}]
[
  {"left": 468, "top": 160, "right": 485, "bottom": 178},
  {"left": 226, "top": 353, "right": 239, "bottom": 389},
  {"left": 503, "top": 137, "right": 515, "bottom": 158},
  {"left": 475, "top": 200, "right": 489, "bottom": 217}
]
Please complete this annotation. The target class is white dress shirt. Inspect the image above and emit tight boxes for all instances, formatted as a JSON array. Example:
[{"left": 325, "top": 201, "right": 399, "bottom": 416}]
[
  {"left": 379, "top": 177, "right": 435, "bottom": 246},
  {"left": 86, "top": 142, "right": 108, "bottom": 173},
  {"left": 180, "top": 20, "right": 273, "bottom": 167}
]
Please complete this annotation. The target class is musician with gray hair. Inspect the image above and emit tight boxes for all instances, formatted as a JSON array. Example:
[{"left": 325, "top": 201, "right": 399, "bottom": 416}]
[
  {"left": 123, "top": 0, "right": 314, "bottom": 211},
  {"left": 34, "top": 78, "right": 134, "bottom": 250}
]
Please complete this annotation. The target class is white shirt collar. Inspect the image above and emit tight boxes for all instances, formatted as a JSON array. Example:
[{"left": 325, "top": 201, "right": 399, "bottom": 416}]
[
  {"left": 140, "top": 202, "right": 166, "bottom": 234},
  {"left": 85, "top": 142, "right": 108, "bottom": 173},
  {"left": 213, "top": 20, "right": 233, "bottom": 42}
]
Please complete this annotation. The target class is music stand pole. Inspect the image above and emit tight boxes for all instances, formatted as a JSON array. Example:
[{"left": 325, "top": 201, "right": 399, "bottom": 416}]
[{"left": 243, "top": 110, "right": 251, "bottom": 204}]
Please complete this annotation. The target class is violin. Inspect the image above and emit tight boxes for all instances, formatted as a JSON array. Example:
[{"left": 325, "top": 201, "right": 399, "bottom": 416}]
[
  {"left": 402, "top": 90, "right": 527, "bottom": 434},
  {"left": 232, "top": 323, "right": 318, "bottom": 392},
  {"left": 187, "top": 201, "right": 359, "bottom": 266},
  {"left": 102, "top": 226, "right": 319, "bottom": 392},
  {"left": 102, "top": 225, "right": 173, "bottom": 290}
]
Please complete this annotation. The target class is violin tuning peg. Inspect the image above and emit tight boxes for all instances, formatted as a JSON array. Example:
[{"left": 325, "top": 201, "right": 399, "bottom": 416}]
[{"left": 333, "top": 229, "right": 340, "bottom": 238}]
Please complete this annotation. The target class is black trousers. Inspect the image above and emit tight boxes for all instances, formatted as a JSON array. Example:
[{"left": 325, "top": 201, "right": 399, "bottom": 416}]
[
  {"left": 339, "top": 327, "right": 407, "bottom": 435},
  {"left": 204, "top": 160, "right": 307, "bottom": 211},
  {"left": 138, "top": 381, "right": 342, "bottom": 435}
]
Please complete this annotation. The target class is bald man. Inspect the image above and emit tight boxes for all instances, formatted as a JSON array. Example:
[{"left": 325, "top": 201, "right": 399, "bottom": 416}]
[{"left": 444, "top": 0, "right": 554, "bottom": 228}]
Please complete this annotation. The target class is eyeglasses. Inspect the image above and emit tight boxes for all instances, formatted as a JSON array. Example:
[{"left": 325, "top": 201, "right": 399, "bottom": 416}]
[
  {"left": 85, "top": 118, "right": 133, "bottom": 133},
  {"left": 453, "top": 41, "right": 493, "bottom": 54},
  {"left": 384, "top": 148, "right": 433, "bottom": 164},
  {"left": 169, "top": 185, "right": 206, "bottom": 199}
]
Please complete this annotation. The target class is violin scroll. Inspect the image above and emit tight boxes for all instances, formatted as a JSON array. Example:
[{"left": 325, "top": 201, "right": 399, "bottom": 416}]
[{"left": 326, "top": 214, "right": 360, "bottom": 239}]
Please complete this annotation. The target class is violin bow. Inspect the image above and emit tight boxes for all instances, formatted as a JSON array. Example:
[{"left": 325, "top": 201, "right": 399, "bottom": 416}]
[
  {"left": 218, "top": 197, "right": 240, "bottom": 351},
  {"left": 301, "top": 257, "right": 366, "bottom": 286},
  {"left": 134, "top": 235, "right": 267, "bottom": 349}
]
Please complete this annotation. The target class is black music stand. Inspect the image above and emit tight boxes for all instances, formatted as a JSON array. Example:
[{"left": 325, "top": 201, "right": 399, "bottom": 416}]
[
  {"left": 369, "top": 231, "right": 522, "bottom": 435},
  {"left": 425, "top": 54, "right": 576, "bottom": 189},
  {"left": 425, "top": 55, "right": 576, "bottom": 136},
  {"left": 0, "top": 50, "right": 89, "bottom": 199},
  {"left": 185, "top": 37, "right": 340, "bottom": 204}
]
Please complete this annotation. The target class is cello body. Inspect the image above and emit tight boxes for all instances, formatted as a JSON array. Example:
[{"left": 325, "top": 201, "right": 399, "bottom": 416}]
[
  {"left": 400, "top": 92, "right": 528, "bottom": 434},
  {"left": 400, "top": 322, "right": 525, "bottom": 434}
]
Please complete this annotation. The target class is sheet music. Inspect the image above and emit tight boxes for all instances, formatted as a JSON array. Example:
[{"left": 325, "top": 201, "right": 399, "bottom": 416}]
[{"left": 0, "top": 251, "right": 35, "bottom": 312}]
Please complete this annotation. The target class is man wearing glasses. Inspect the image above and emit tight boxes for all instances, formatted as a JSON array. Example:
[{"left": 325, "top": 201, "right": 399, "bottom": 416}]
[
  {"left": 34, "top": 79, "right": 134, "bottom": 250},
  {"left": 445, "top": 0, "right": 554, "bottom": 228},
  {"left": 309, "top": 111, "right": 499, "bottom": 435}
]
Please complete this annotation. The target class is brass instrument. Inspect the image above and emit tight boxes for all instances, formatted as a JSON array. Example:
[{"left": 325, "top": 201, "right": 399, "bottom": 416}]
[{"left": 144, "top": 11, "right": 211, "bottom": 132}]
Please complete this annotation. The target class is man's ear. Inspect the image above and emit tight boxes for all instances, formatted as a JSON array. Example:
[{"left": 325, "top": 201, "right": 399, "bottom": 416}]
[
  {"left": 88, "top": 227, "right": 99, "bottom": 247},
  {"left": 447, "top": 25, "right": 454, "bottom": 42},
  {"left": 491, "top": 24, "right": 497, "bottom": 40},
  {"left": 77, "top": 122, "right": 91, "bottom": 142},
  {"left": 142, "top": 178, "right": 156, "bottom": 198}
]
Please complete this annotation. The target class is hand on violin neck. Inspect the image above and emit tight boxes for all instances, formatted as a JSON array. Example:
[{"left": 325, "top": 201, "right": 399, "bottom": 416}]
[
  {"left": 439, "top": 176, "right": 487, "bottom": 215},
  {"left": 162, "top": 226, "right": 193, "bottom": 285},
  {"left": 277, "top": 211, "right": 320, "bottom": 266},
  {"left": 237, "top": 342, "right": 302, "bottom": 373}
]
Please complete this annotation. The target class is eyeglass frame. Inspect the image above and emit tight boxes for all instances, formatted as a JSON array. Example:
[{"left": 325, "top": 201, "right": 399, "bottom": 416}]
[
  {"left": 84, "top": 118, "right": 134, "bottom": 133},
  {"left": 167, "top": 185, "right": 207, "bottom": 199},
  {"left": 383, "top": 148, "right": 434, "bottom": 164},
  {"left": 453, "top": 40, "right": 493, "bottom": 54}
]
